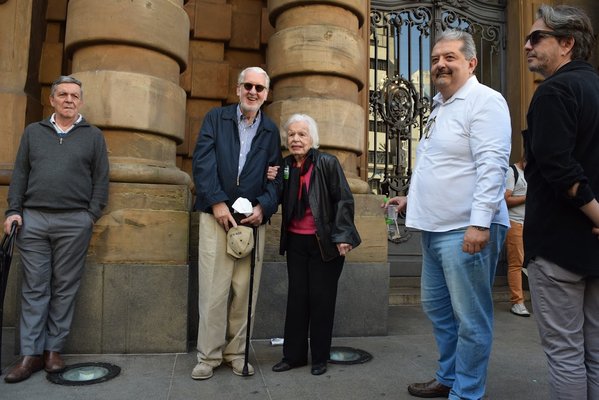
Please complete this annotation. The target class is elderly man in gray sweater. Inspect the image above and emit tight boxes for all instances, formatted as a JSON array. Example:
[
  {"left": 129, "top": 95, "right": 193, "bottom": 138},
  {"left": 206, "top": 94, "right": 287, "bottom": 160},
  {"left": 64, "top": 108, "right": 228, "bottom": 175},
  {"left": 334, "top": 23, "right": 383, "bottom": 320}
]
[{"left": 3, "top": 75, "right": 109, "bottom": 383}]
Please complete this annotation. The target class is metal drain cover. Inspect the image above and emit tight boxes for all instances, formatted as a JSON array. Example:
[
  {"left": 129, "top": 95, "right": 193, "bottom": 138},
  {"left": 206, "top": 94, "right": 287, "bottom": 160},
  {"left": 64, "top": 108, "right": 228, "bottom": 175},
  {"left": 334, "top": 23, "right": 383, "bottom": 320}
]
[
  {"left": 47, "top": 362, "right": 121, "bottom": 386},
  {"left": 329, "top": 347, "right": 373, "bottom": 364}
]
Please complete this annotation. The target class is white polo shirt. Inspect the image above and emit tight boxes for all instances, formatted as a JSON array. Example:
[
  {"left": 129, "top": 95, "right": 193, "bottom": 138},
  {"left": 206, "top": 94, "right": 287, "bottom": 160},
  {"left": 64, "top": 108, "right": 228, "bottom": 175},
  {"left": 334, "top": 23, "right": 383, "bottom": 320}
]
[{"left": 406, "top": 76, "right": 511, "bottom": 232}]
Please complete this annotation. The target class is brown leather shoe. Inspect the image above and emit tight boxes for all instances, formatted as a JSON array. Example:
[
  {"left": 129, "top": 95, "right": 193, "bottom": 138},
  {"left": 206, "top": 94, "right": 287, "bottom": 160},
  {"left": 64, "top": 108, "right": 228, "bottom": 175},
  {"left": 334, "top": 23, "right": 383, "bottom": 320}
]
[
  {"left": 4, "top": 355, "right": 44, "bottom": 383},
  {"left": 407, "top": 379, "right": 451, "bottom": 398},
  {"left": 44, "top": 351, "right": 66, "bottom": 373}
]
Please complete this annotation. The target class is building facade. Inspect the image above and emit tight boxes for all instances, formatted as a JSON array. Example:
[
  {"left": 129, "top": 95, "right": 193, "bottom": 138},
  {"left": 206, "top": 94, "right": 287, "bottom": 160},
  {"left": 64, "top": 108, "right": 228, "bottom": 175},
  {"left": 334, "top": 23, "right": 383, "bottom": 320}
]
[{"left": 0, "top": 0, "right": 597, "bottom": 353}]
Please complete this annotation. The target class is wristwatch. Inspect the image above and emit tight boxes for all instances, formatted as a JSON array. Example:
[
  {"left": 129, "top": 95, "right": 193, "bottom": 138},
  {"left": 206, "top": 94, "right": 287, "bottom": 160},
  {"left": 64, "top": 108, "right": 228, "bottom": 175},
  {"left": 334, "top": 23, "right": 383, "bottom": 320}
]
[{"left": 471, "top": 225, "right": 489, "bottom": 231}]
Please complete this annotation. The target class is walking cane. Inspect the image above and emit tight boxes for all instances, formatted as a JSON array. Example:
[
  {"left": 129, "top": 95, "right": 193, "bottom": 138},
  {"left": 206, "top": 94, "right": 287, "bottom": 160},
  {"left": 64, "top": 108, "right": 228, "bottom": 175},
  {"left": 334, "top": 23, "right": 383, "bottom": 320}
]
[
  {"left": 242, "top": 226, "right": 258, "bottom": 377},
  {"left": 0, "top": 221, "right": 18, "bottom": 375}
]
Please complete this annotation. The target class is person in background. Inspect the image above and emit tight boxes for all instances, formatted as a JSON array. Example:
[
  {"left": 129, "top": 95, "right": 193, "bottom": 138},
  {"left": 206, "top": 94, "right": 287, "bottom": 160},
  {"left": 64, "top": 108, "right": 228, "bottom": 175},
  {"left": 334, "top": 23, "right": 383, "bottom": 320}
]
[
  {"left": 523, "top": 5, "right": 599, "bottom": 399},
  {"left": 385, "top": 29, "right": 511, "bottom": 399},
  {"left": 271, "top": 113, "right": 361, "bottom": 376},
  {"left": 504, "top": 156, "right": 530, "bottom": 317},
  {"left": 3, "top": 75, "right": 109, "bottom": 383},
  {"left": 191, "top": 66, "right": 282, "bottom": 380}
]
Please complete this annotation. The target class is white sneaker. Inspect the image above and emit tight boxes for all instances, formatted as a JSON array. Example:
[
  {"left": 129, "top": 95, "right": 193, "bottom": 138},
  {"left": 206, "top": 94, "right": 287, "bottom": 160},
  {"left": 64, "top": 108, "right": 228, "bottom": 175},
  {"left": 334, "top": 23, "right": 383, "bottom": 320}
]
[
  {"left": 191, "top": 362, "right": 214, "bottom": 380},
  {"left": 510, "top": 303, "right": 530, "bottom": 317},
  {"left": 229, "top": 359, "right": 254, "bottom": 376}
]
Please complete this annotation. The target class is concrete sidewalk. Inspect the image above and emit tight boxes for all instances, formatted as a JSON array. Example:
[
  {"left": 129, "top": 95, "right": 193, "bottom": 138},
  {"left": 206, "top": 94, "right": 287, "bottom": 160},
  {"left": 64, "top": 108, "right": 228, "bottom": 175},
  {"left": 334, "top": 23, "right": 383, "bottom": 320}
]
[{"left": 0, "top": 303, "right": 548, "bottom": 400}]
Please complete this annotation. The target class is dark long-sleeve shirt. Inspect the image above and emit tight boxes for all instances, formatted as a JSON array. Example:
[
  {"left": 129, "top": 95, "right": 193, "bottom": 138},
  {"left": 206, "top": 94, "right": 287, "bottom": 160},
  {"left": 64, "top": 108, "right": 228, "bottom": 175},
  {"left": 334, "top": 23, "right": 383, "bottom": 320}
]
[{"left": 524, "top": 60, "right": 599, "bottom": 274}]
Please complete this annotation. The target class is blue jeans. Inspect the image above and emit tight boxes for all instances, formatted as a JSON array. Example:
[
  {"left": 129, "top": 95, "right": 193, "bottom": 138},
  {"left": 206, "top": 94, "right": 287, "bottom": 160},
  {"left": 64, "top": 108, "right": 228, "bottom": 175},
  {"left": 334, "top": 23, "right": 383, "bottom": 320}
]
[{"left": 420, "top": 224, "right": 507, "bottom": 400}]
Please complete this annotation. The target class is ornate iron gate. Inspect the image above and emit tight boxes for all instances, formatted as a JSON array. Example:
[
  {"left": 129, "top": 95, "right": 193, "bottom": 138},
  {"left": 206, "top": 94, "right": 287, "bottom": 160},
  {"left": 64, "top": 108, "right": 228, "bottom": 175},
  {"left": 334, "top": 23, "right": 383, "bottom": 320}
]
[{"left": 368, "top": 0, "right": 507, "bottom": 204}]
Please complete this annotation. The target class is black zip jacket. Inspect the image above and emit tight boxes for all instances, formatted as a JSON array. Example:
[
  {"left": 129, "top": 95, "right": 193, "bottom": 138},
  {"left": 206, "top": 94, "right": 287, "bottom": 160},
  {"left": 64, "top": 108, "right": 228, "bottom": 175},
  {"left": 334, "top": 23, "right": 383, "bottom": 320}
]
[
  {"left": 192, "top": 104, "right": 282, "bottom": 222},
  {"left": 279, "top": 149, "right": 361, "bottom": 261}
]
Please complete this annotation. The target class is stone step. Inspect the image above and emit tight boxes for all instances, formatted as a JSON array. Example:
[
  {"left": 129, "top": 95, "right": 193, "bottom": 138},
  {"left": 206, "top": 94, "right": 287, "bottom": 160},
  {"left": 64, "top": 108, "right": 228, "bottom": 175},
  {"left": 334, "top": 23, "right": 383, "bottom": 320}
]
[{"left": 389, "top": 276, "right": 531, "bottom": 306}]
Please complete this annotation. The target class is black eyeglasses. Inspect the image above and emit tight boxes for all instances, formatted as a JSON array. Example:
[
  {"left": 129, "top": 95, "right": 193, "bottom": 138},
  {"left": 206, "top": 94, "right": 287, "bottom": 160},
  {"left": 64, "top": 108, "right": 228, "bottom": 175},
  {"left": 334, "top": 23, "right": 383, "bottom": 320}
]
[
  {"left": 524, "top": 30, "right": 565, "bottom": 46},
  {"left": 423, "top": 116, "right": 436, "bottom": 140},
  {"left": 241, "top": 82, "right": 267, "bottom": 93}
]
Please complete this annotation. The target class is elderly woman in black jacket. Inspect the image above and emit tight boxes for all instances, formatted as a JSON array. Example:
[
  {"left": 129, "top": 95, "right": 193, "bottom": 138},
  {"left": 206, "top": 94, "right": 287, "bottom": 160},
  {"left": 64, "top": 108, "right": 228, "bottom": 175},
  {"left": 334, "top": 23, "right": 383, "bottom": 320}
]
[{"left": 271, "top": 113, "right": 361, "bottom": 376}]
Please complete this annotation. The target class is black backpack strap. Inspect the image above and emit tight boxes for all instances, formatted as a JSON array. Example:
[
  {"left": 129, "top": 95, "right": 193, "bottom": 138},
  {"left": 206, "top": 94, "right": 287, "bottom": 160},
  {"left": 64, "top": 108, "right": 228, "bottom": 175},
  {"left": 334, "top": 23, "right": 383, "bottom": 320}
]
[{"left": 510, "top": 164, "right": 519, "bottom": 185}]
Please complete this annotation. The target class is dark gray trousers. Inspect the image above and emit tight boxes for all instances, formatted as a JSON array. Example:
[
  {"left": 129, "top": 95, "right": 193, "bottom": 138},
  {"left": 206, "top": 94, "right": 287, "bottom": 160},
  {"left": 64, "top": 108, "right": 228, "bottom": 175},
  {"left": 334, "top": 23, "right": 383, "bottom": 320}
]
[{"left": 16, "top": 208, "right": 94, "bottom": 355}]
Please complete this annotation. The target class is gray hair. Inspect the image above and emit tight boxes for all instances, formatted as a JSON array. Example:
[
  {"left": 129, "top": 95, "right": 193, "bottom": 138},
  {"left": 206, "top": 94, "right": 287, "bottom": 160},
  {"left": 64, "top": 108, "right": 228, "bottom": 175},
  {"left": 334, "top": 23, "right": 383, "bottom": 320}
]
[
  {"left": 282, "top": 113, "right": 320, "bottom": 149},
  {"left": 537, "top": 4, "right": 595, "bottom": 61},
  {"left": 50, "top": 75, "right": 83, "bottom": 97},
  {"left": 435, "top": 29, "right": 477, "bottom": 60},
  {"left": 238, "top": 67, "right": 270, "bottom": 89}
]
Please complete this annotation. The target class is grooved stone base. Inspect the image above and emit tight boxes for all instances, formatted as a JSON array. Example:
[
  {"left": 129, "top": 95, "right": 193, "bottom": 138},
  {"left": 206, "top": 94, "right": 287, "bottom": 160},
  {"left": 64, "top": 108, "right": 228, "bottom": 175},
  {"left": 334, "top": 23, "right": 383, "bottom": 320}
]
[{"left": 252, "top": 262, "right": 389, "bottom": 339}]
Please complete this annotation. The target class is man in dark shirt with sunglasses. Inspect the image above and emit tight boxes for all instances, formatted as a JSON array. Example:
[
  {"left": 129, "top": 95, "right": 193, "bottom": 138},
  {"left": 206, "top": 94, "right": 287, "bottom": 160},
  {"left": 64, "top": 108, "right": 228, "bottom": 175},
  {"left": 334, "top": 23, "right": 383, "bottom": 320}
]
[
  {"left": 191, "top": 67, "right": 281, "bottom": 380},
  {"left": 524, "top": 5, "right": 599, "bottom": 399}
]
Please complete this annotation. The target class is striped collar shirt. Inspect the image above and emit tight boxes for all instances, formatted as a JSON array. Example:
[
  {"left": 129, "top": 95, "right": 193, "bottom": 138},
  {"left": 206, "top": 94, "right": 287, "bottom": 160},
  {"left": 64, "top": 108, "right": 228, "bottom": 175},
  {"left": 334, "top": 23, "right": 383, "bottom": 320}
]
[{"left": 237, "top": 106, "right": 261, "bottom": 177}]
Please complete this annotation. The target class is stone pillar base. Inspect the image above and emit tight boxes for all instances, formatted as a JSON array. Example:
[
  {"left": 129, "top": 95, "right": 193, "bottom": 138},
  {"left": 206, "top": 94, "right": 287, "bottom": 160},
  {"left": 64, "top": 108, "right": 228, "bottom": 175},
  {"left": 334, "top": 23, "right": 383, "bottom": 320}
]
[
  {"left": 253, "top": 261, "right": 389, "bottom": 339},
  {"left": 12, "top": 262, "right": 189, "bottom": 354}
]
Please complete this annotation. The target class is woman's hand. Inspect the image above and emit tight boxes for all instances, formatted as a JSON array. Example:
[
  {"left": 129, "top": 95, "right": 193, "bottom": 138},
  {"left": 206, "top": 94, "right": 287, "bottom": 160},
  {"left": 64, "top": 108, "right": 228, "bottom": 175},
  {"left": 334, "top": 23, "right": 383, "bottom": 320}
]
[
  {"left": 336, "top": 243, "right": 353, "bottom": 256},
  {"left": 266, "top": 165, "right": 279, "bottom": 181}
]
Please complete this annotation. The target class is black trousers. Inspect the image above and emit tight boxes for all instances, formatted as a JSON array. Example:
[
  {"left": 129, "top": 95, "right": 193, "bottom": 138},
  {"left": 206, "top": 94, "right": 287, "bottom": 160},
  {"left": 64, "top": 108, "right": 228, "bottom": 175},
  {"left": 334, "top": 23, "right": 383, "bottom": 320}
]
[{"left": 282, "top": 233, "right": 344, "bottom": 365}]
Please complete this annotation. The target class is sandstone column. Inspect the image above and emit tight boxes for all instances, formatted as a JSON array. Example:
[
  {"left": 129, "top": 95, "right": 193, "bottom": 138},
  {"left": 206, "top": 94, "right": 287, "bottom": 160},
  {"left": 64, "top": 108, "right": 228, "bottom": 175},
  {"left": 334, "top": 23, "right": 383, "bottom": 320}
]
[
  {"left": 267, "top": 0, "right": 370, "bottom": 194},
  {"left": 62, "top": 0, "right": 191, "bottom": 353},
  {"left": 0, "top": 0, "right": 45, "bottom": 327}
]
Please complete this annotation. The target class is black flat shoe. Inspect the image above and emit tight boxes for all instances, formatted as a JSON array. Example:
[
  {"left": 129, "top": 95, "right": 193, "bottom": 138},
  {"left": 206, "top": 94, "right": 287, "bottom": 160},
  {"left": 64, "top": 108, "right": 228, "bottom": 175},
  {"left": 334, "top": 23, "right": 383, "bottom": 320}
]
[
  {"left": 272, "top": 360, "right": 307, "bottom": 372},
  {"left": 311, "top": 363, "right": 327, "bottom": 376},
  {"left": 272, "top": 361, "right": 292, "bottom": 372}
]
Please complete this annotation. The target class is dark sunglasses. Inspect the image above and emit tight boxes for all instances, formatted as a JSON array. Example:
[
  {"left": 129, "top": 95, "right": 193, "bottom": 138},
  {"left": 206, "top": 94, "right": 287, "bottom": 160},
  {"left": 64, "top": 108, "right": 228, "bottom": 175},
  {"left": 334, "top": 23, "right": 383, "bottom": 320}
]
[
  {"left": 524, "top": 30, "right": 565, "bottom": 46},
  {"left": 241, "top": 82, "right": 266, "bottom": 93}
]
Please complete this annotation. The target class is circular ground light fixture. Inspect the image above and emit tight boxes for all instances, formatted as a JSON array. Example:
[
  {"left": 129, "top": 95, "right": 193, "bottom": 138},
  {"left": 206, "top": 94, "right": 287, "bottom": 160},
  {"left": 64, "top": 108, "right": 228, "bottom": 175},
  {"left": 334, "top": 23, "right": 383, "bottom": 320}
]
[
  {"left": 328, "top": 346, "right": 373, "bottom": 365},
  {"left": 47, "top": 362, "right": 121, "bottom": 386}
]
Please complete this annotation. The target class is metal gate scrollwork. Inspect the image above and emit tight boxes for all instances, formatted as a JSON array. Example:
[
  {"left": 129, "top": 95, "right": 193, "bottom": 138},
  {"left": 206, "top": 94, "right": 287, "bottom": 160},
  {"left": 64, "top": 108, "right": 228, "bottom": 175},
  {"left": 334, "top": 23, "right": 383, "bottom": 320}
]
[{"left": 371, "top": 75, "right": 429, "bottom": 142}]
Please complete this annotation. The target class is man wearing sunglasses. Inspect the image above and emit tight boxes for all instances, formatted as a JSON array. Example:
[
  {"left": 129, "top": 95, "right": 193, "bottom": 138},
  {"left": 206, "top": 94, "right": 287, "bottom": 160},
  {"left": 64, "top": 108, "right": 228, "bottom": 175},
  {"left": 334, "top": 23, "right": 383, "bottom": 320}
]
[
  {"left": 523, "top": 5, "right": 599, "bottom": 399},
  {"left": 191, "top": 67, "right": 282, "bottom": 380}
]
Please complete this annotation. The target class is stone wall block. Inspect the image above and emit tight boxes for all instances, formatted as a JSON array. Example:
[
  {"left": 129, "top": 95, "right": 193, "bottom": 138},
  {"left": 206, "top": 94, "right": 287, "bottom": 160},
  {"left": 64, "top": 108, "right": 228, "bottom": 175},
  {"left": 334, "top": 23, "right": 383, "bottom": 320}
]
[
  {"left": 189, "top": 40, "right": 226, "bottom": 62},
  {"left": 90, "top": 209, "right": 190, "bottom": 264},
  {"left": 271, "top": 75, "right": 359, "bottom": 102},
  {"left": 0, "top": 93, "right": 31, "bottom": 184},
  {"left": 193, "top": 2, "right": 232, "bottom": 41},
  {"left": 38, "top": 42, "right": 64, "bottom": 84},
  {"left": 65, "top": 263, "right": 188, "bottom": 353},
  {"left": 46, "top": 0, "right": 68, "bottom": 21},
  {"left": 65, "top": 0, "right": 190, "bottom": 70},
  {"left": 180, "top": 99, "right": 222, "bottom": 157},
  {"left": 184, "top": 0, "right": 196, "bottom": 36},
  {"left": 273, "top": 4, "right": 359, "bottom": 31},
  {"left": 102, "top": 264, "right": 188, "bottom": 353},
  {"left": 261, "top": 7, "right": 275, "bottom": 45},
  {"left": 72, "top": 45, "right": 181, "bottom": 84},
  {"left": 267, "top": 97, "right": 364, "bottom": 153},
  {"left": 103, "top": 183, "right": 192, "bottom": 215},
  {"left": 104, "top": 129, "right": 177, "bottom": 168},
  {"left": 267, "top": 24, "right": 365, "bottom": 89},
  {"left": 45, "top": 22, "right": 63, "bottom": 43},
  {"left": 0, "top": 0, "right": 34, "bottom": 90},
  {"left": 190, "top": 60, "right": 229, "bottom": 99},
  {"left": 268, "top": 0, "right": 365, "bottom": 27},
  {"left": 73, "top": 70, "right": 187, "bottom": 143},
  {"left": 229, "top": 0, "right": 262, "bottom": 50}
]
